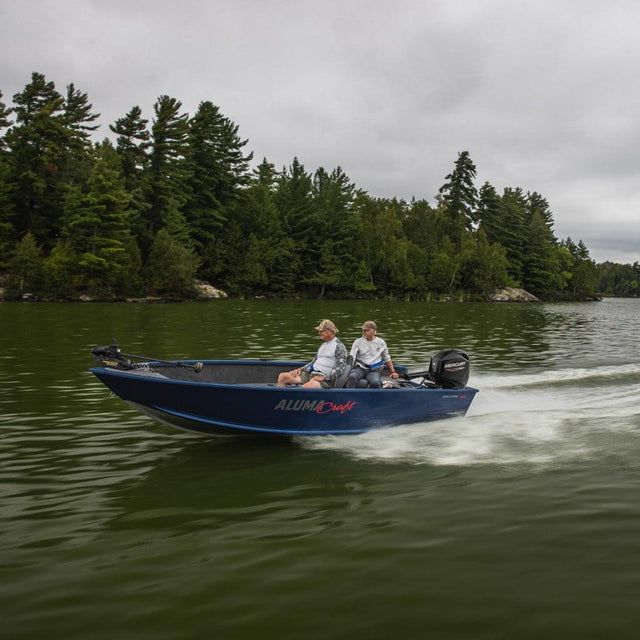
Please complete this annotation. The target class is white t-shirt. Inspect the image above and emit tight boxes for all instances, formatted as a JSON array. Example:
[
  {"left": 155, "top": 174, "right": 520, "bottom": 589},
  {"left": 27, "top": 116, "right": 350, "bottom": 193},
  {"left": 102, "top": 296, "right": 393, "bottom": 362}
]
[{"left": 350, "top": 336, "right": 390, "bottom": 369}]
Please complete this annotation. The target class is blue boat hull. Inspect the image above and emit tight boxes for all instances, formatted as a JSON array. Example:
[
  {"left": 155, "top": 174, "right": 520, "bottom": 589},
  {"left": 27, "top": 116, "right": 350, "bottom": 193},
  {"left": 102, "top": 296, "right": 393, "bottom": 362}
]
[{"left": 90, "top": 359, "right": 478, "bottom": 437}]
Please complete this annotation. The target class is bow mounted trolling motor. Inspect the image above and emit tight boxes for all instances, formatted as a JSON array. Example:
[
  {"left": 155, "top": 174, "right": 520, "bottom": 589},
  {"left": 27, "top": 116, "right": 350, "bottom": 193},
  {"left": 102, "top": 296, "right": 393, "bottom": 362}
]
[
  {"left": 428, "top": 348, "right": 470, "bottom": 388},
  {"left": 91, "top": 341, "right": 134, "bottom": 370}
]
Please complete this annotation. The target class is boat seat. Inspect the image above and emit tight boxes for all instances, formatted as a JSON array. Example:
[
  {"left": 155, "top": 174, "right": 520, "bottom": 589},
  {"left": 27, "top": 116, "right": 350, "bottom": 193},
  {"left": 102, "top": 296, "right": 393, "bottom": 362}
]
[{"left": 334, "top": 355, "right": 354, "bottom": 388}]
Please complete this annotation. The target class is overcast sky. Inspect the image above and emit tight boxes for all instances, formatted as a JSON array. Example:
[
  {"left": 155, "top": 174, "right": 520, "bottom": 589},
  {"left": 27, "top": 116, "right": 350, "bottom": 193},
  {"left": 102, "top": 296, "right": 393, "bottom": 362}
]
[{"left": 2, "top": 0, "right": 638, "bottom": 263}]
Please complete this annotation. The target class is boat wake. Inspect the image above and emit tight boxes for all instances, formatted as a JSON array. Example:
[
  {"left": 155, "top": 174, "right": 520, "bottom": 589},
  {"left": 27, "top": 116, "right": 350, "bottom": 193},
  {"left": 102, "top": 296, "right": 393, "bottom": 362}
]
[{"left": 297, "top": 364, "right": 640, "bottom": 467}]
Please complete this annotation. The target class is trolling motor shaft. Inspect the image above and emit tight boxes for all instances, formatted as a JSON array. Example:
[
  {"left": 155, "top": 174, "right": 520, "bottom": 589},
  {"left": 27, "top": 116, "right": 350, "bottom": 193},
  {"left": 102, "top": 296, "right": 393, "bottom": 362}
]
[{"left": 91, "top": 341, "right": 202, "bottom": 372}]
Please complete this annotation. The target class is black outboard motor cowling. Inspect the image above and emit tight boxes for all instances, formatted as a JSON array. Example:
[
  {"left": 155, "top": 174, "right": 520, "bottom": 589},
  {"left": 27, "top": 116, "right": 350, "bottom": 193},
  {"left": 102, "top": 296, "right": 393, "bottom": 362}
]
[{"left": 429, "top": 348, "right": 470, "bottom": 388}]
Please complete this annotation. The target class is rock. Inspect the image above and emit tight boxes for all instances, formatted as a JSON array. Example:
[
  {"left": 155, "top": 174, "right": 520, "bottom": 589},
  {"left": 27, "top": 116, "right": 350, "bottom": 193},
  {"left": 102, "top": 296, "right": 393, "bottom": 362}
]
[
  {"left": 78, "top": 294, "right": 93, "bottom": 302},
  {"left": 489, "top": 287, "right": 539, "bottom": 302},
  {"left": 125, "top": 297, "right": 164, "bottom": 303},
  {"left": 194, "top": 281, "right": 228, "bottom": 300}
]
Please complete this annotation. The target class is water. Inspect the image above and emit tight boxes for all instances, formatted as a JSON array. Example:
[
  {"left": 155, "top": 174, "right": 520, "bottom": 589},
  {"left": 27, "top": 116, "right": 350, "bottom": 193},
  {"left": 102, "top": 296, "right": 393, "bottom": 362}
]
[{"left": 1, "top": 299, "right": 639, "bottom": 638}]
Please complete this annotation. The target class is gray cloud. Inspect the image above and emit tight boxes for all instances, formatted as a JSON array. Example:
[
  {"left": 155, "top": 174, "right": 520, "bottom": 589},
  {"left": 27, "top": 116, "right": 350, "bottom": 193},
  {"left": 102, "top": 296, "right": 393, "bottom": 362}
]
[{"left": 1, "top": 0, "right": 638, "bottom": 263}]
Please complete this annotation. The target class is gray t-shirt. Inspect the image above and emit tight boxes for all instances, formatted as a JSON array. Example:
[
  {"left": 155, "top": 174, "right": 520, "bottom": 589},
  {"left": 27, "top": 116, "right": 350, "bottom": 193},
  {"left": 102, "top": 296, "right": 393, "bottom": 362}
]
[{"left": 350, "top": 336, "right": 390, "bottom": 369}]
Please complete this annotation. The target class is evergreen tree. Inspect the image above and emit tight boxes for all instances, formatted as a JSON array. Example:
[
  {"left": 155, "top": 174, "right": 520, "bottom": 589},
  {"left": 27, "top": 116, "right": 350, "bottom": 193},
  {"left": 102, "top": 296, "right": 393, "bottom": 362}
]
[
  {"left": 522, "top": 210, "right": 562, "bottom": 296},
  {"left": 526, "top": 191, "right": 555, "bottom": 230},
  {"left": 6, "top": 72, "right": 67, "bottom": 245},
  {"left": 110, "top": 106, "right": 151, "bottom": 179},
  {"left": 276, "top": 157, "right": 317, "bottom": 250},
  {"left": 6, "top": 73, "right": 99, "bottom": 249},
  {"left": 62, "top": 83, "right": 100, "bottom": 153},
  {"left": 495, "top": 187, "right": 528, "bottom": 284},
  {"left": 0, "top": 90, "right": 13, "bottom": 143},
  {"left": 0, "top": 93, "right": 15, "bottom": 265},
  {"left": 477, "top": 181, "right": 502, "bottom": 242},
  {"left": 62, "top": 141, "right": 138, "bottom": 296},
  {"left": 230, "top": 159, "right": 284, "bottom": 294},
  {"left": 109, "top": 105, "right": 152, "bottom": 250},
  {"left": 364, "top": 198, "right": 413, "bottom": 295},
  {"left": 437, "top": 150, "right": 478, "bottom": 243},
  {"left": 42, "top": 240, "right": 76, "bottom": 299},
  {"left": 8, "top": 232, "right": 43, "bottom": 296},
  {"left": 184, "top": 100, "right": 253, "bottom": 279},
  {"left": 146, "top": 228, "right": 198, "bottom": 298},
  {"left": 308, "top": 166, "right": 359, "bottom": 294},
  {"left": 0, "top": 153, "right": 14, "bottom": 268},
  {"left": 147, "top": 95, "right": 191, "bottom": 239}
]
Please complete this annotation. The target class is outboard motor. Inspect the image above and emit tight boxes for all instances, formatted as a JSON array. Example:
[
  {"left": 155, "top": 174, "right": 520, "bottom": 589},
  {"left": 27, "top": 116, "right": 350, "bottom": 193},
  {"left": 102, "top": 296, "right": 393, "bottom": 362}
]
[{"left": 429, "top": 348, "right": 470, "bottom": 388}]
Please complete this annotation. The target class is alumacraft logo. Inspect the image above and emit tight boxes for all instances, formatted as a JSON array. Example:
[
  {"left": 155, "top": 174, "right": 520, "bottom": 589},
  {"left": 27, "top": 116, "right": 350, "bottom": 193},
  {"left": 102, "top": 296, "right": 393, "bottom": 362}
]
[{"left": 273, "top": 398, "right": 358, "bottom": 415}]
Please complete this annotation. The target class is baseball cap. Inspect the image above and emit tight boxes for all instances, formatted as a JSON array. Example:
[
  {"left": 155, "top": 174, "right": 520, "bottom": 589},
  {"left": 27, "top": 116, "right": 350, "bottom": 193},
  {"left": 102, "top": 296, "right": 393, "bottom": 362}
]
[{"left": 314, "top": 319, "right": 338, "bottom": 333}]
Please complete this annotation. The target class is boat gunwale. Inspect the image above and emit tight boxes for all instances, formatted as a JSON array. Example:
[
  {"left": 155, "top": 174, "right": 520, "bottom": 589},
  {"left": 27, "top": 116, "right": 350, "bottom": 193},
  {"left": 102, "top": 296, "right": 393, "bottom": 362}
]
[{"left": 90, "top": 364, "right": 479, "bottom": 394}]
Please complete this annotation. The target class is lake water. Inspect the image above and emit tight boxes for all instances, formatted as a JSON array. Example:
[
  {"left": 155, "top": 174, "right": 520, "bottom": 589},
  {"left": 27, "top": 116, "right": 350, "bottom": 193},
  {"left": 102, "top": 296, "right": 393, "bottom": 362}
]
[{"left": 2, "top": 298, "right": 639, "bottom": 638}]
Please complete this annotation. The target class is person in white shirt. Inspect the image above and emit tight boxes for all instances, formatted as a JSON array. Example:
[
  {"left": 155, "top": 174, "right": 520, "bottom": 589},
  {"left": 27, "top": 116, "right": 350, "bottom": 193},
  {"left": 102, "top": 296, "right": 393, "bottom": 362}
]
[
  {"left": 347, "top": 320, "right": 399, "bottom": 388},
  {"left": 277, "top": 319, "right": 347, "bottom": 388}
]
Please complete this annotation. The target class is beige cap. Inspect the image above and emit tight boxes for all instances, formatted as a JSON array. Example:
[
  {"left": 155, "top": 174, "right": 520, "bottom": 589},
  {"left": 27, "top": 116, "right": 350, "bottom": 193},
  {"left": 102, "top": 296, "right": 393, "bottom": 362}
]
[
  {"left": 314, "top": 319, "right": 338, "bottom": 333},
  {"left": 360, "top": 320, "right": 377, "bottom": 330}
]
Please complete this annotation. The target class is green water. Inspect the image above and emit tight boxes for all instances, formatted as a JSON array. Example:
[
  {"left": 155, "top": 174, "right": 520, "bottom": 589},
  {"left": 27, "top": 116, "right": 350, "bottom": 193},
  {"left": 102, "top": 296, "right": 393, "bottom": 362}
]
[{"left": 2, "top": 299, "right": 640, "bottom": 638}]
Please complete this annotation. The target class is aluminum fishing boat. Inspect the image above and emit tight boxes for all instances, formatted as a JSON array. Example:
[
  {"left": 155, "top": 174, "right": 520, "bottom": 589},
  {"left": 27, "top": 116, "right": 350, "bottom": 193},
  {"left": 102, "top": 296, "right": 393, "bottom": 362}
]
[{"left": 90, "top": 343, "right": 478, "bottom": 437}]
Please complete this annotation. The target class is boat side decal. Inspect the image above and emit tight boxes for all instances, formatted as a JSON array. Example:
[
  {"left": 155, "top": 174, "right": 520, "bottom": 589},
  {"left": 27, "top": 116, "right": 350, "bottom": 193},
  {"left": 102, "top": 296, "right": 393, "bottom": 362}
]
[{"left": 273, "top": 398, "right": 358, "bottom": 415}]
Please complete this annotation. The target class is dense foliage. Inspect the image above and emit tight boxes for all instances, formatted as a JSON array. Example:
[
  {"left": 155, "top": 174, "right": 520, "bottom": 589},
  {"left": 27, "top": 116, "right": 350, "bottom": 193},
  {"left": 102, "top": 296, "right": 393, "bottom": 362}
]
[{"left": 0, "top": 72, "right": 631, "bottom": 302}]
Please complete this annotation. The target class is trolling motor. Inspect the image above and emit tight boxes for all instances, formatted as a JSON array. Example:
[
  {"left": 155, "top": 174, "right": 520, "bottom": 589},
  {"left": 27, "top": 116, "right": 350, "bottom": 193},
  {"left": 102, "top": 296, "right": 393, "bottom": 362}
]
[
  {"left": 91, "top": 341, "right": 134, "bottom": 370},
  {"left": 91, "top": 340, "right": 203, "bottom": 372}
]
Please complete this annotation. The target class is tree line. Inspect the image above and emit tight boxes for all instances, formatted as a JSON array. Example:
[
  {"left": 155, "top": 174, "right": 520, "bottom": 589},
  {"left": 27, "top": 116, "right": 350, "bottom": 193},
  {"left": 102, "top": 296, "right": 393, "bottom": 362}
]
[{"left": 0, "top": 72, "right": 636, "bottom": 301}]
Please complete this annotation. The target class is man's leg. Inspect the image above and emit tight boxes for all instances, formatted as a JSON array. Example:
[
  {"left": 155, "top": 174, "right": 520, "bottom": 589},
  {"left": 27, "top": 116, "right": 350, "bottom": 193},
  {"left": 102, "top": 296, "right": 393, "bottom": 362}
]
[
  {"left": 346, "top": 366, "right": 367, "bottom": 388},
  {"left": 277, "top": 370, "right": 303, "bottom": 387},
  {"left": 366, "top": 370, "right": 383, "bottom": 389}
]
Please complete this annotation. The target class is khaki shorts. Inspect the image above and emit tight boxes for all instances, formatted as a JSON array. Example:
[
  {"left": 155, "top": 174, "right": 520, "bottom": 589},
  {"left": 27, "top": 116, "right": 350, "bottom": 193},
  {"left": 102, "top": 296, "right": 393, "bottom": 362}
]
[{"left": 300, "top": 370, "right": 332, "bottom": 389}]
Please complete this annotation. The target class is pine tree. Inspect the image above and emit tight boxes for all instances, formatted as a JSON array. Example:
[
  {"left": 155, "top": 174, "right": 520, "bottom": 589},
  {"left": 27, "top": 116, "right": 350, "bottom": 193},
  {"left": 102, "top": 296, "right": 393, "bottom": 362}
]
[
  {"left": 6, "top": 72, "right": 67, "bottom": 245},
  {"left": 310, "top": 166, "right": 359, "bottom": 289},
  {"left": 437, "top": 150, "right": 478, "bottom": 243},
  {"left": 147, "top": 95, "right": 191, "bottom": 238},
  {"left": 495, "top": 187, "right": 528, "bottom": 284},
  {"left": 62, "top": 141, "right": 137, "bottom": 296},
  {"left": 184, "top": 100, "right": 252, "bottom": 278},
  {"left": 8, "top": 232, "right": 43, "bottom": 296},
  {"left": 62, "top": 83, "right": 100, "bottom": 153},
  {"left": 228, "top": 159, "right": 284, "bottom": 294},
  {"left": 0, "top": 93, "right": 15, "bottom": 265},
  {"left": 109, "top": 106, "right": 150, "bottom": 182},
  {"left": 0, "top": 90, "right": 13, "bottom": 144},
  {"left": 522, "top": 210, "right": 561, "bottom": 296},
  {"left": 146, "top": 228, "right": 199, "bottom": 298},
  {"left": 6, "top": 73, "right": 99, "bottom": 249},
  {"left": 477, "top": 181, "right": 502, "bottom": 242},
  {"left": 276, "top": 158, "right": 317, "bottom": 250},
  {"left": 109, "top": 105, "right": 152, "bottom": 251}
]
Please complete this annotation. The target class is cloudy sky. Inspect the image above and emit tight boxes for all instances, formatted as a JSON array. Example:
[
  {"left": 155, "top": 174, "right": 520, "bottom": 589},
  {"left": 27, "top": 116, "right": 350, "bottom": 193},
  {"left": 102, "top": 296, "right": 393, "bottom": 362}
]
[{"left": 2, "top": 0, "right": 638, "bottom": 263}]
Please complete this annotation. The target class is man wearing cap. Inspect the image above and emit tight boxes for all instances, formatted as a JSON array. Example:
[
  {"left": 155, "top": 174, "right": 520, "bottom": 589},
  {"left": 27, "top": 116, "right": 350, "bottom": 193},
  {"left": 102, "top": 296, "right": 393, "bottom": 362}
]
[
  {"left": 347, "top": 321, "right": 399, "bottom": 389},
  {"left": 277, "top": 319, "right": 347, "bottom": 388}
]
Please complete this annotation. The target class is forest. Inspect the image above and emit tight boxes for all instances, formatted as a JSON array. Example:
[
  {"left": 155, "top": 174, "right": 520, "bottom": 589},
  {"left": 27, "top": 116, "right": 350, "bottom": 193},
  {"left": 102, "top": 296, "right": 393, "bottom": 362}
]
[{"left": 1, "top": 72, "right": 638, "bottom": 302}]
